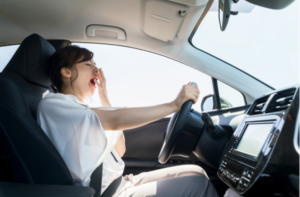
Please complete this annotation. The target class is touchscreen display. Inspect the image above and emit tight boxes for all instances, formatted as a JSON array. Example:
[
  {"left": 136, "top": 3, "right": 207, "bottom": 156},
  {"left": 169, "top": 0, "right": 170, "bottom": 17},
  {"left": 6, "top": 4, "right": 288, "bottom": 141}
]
[{"left": 236, "top": 123, "right": 274, "bottom": 157}]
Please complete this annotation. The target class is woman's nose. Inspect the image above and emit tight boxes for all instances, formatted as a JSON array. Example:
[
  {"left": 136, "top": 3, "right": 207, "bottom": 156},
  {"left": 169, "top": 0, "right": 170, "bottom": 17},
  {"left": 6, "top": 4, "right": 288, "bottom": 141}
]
[{"left": 94, "top": 68, "right": 99, "bottom": 75}]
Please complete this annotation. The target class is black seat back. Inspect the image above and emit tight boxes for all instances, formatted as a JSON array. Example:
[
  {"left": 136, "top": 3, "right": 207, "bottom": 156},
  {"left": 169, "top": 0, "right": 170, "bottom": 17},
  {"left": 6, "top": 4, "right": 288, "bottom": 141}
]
[{"left": 0, "top": 34, "right": 73, "bottom": 185}]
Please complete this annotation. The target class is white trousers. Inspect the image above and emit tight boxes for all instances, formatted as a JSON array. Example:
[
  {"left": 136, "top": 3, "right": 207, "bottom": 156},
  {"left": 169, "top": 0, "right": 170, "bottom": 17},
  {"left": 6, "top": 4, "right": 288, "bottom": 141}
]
[{"left": 116, "top": 165, "right": 219, "bottom": 197}]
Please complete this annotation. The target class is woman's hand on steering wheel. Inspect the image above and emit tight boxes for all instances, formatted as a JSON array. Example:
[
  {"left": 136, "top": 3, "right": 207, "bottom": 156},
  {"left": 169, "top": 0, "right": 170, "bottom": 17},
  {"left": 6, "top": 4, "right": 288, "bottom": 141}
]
[{"left": 172, "top": 82, "right": 200, "bottom": 112}]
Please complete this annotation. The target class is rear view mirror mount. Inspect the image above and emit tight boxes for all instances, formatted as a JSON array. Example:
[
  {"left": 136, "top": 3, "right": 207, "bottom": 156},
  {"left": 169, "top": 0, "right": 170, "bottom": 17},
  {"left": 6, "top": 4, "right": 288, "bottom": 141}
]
[{"left": 218, "top": 0, "right": 239, "bottom": 31}]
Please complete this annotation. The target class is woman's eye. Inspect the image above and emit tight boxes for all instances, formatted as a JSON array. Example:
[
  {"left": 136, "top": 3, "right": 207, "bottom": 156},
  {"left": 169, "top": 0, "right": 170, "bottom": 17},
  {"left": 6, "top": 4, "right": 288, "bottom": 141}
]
[{"left": 86, "top": 64, "right": 91, "bottom": 66}]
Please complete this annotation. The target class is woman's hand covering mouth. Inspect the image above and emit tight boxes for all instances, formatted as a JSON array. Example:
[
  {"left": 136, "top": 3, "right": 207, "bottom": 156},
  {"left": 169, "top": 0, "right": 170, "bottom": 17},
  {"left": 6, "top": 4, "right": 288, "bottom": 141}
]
[{"left": 96, "top": 68, "right": 111, "bottom": 107}]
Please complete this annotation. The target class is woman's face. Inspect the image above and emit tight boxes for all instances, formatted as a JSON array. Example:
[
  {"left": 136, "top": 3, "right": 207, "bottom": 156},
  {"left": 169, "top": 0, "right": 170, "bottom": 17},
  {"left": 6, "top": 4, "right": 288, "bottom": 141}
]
[{"left": 69, "top": 58, "right": 99, "bottom": 98}]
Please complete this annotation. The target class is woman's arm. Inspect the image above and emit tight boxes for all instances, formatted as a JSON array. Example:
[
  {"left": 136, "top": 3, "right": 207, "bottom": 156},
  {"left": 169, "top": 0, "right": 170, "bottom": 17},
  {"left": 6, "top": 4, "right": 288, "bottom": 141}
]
[
  {"left": 115, "top": 133, "right": 126, "bottom": 157},
  {"left": 91, "top": 102, "right": 177, "bottom": 131},
  {"left": 95, "top": 68, "right": 126, "bottom": 157},
  {"left": 91, "top": 82, "right": 199, "bottom": 131}
]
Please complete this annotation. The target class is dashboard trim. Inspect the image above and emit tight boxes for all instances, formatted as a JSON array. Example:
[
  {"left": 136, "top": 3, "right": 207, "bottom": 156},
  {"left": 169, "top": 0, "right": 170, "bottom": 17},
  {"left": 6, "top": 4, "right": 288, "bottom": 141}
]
[
  {"left": 217, "top": 86, "right": 299, "bottom": 196},
  {"left": 218, "top": 113, "right": 284, "bottom": 194},
  {"left": 293, "top": 110, "right": 299, "bottom": 155}
]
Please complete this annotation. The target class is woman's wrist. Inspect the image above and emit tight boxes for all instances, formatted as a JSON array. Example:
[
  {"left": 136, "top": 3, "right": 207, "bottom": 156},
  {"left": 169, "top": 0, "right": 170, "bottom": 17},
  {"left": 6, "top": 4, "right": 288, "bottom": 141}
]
[
  {"left": 169, "top": 100, "right": 179, "bottom": 113},
  {"left": 98, "top": 90, "right": 111, "bottom": 107}
]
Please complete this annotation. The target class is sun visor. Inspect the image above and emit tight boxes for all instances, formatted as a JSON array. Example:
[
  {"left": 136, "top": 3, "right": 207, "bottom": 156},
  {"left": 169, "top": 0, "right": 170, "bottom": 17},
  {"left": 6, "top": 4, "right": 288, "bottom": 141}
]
[
  {"left": 168, "top": 0, "right": 208, "bottom": 6},
  {"left": 143, "top": 0, "right": 188, "bottom": 42}
]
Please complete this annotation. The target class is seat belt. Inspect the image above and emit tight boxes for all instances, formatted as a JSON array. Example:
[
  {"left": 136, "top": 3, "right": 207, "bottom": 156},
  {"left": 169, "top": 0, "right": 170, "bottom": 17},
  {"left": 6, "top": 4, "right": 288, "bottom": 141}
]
[
  {"left": 89, "top": 163, "right": 103, "bottom": 197},
  {"left": 101, "top": 176, "right": 123, "bottom": 197},
  {"left": 90, "top": 163, "right": 122, "bottom": 197}
]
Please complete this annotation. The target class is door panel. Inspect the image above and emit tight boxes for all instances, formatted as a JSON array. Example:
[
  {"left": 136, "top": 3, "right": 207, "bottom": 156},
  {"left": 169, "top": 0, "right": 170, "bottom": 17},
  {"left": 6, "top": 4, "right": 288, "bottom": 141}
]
[
  {"left": 123, "top": 118, "right": 169, "bottom": 161},
  {"left": 122, "top": 105, "right": 250, "bottom": 176}
]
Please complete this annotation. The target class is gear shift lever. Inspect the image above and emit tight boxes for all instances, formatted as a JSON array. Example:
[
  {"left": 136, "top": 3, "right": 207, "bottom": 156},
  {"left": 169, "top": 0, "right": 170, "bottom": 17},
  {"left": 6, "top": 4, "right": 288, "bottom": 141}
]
[{"left": 201, "top": 112, "right": 228, "bottom": 139}]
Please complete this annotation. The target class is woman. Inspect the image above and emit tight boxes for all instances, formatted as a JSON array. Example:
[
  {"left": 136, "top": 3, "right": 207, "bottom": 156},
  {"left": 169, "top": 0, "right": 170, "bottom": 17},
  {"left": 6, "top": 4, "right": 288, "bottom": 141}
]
[{"left": 37, "top": 45, "right": 219, "bottom": 197}]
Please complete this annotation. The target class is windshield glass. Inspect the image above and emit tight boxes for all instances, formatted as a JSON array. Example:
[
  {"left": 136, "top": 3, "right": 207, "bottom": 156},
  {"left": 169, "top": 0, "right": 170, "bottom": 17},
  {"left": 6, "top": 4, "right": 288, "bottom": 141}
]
[{"left": 192, "top": 0, "right": 299, "bottom": 89}]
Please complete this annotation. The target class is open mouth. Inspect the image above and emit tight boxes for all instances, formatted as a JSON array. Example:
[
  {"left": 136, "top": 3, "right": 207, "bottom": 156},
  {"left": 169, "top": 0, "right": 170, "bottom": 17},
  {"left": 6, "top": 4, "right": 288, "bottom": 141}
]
[{"left": 90, "top": 79, "right": 96, "bottom": 87}]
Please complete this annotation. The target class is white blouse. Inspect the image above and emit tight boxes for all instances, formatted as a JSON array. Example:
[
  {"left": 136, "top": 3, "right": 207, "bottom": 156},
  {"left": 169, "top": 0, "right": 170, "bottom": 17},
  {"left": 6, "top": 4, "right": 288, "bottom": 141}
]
[{"left": 37, "top": 93, "right": 125, "bottom": 194}]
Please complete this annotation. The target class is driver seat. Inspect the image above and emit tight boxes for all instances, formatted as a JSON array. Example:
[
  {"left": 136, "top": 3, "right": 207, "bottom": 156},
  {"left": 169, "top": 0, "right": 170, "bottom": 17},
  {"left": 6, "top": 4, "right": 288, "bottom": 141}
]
[{"left": 0, "top": 34, "right": 108, "bottom": 197}]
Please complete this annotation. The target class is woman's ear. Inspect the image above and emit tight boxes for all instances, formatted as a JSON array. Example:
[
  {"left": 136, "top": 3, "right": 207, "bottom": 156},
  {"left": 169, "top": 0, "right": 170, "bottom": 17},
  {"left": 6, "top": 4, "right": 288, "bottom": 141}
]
[{"left": 61, "top": 67, "right": 71, "bottom": 78}]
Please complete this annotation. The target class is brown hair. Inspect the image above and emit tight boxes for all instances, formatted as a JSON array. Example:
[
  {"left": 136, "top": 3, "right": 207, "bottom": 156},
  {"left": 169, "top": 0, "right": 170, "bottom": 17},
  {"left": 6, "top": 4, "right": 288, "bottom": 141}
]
[{"left": 48, "top": 45, "right": 94, "bottom": 92}]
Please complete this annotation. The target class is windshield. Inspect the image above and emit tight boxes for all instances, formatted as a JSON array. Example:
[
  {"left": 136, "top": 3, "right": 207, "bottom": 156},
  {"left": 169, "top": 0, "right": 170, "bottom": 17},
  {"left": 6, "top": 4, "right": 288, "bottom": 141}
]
[{"left": 192, "top": 0, "right": 299, "bottom": 89}]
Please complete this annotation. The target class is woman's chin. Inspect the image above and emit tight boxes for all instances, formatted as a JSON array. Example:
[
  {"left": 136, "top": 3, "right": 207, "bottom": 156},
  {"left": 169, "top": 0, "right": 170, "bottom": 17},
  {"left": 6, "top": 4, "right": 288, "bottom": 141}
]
[
  {"left": 87, "top": 83, "right": 96, "bottom": 96},
  {"left": 90, "top": 87, "right": 96, "bottom": 96}
]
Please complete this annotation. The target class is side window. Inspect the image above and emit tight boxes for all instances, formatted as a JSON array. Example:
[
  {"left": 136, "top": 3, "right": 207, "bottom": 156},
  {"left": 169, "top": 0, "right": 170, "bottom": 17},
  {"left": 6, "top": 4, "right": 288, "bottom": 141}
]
[
  {"left": 73, "top": 43, "right": 214, "bottom": 114},
  {"left": 217, "top": 80, "right": 245, "bottom": 109},
  {"left": 0, "top": 45, "right": 19, "bottom": 72}
]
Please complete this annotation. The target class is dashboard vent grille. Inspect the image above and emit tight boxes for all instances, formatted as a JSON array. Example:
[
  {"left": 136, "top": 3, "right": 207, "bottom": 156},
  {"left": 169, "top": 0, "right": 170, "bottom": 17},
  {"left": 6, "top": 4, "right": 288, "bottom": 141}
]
[
  {"left": 250, "top": 95, "right": 269, "bottom": 115},
  {"left": 266, "top": 88, "right": 296, "bottom": 113}
]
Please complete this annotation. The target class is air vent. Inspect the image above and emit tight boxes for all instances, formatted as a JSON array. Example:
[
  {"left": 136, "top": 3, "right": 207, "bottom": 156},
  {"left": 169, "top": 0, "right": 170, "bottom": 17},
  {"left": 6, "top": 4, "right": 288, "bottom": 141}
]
[
  {"left": 249, "top": 95, "right": 270, "bottom": 115},
  {"left": 266, "top": 88, "right": 296, "bottom": 113}
]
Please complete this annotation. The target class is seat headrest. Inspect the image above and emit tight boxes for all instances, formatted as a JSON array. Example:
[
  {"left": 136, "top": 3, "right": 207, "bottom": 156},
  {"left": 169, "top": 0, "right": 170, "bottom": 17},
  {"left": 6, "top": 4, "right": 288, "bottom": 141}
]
[{"left": 3, "top": 34, "right": 55, "bottom": 88}]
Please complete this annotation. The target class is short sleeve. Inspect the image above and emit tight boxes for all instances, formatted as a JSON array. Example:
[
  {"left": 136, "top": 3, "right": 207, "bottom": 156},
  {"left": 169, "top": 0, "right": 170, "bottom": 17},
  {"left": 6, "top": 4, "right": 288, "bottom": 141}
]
[
  {"left": 90, "top": 106, "right": 126, "bottom": 151},
  {"left": 37, "top": 93, "right": 110, "bottom": 185}
]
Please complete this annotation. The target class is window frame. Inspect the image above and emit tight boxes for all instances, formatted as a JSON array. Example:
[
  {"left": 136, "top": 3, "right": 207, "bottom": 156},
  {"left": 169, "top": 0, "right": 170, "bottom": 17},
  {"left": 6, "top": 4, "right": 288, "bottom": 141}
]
[
  {"left": 0, "top": 42, "right": 248, "bottom": 111},
  {"left": 71, "top": 42, "right": 216, "bottom": 112},
  {"left": 212, "top": 77, "right": 247, "bottom": 110},
  {"left": 72, "top": 42, "right": 250, "bottom": 111},
  {"left": 0, "top": 44, "right": 20, "bottom": 72}
]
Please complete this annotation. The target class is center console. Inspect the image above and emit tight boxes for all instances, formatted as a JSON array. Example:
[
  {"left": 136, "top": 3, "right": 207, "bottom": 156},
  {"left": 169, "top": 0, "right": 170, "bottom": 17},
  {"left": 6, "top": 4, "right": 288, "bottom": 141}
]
[{"left": 218, "top": 87, "right": 298, "bottom": 194}]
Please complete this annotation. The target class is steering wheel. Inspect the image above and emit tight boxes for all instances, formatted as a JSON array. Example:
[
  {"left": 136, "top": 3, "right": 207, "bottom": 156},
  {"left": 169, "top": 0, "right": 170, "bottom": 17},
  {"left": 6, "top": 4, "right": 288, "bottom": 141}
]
[{"left": 158, "top": 82, "right": 197, "bottom": 164}]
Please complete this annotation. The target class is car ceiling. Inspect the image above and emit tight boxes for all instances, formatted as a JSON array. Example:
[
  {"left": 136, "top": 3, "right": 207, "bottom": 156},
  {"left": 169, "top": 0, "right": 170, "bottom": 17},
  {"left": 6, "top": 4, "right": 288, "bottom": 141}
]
[
  {"left": 0, "top": 0, "right": 205, "bottom": 55},
  {"left": 0, "top": 0, "right": 273, "bottom": 103}
]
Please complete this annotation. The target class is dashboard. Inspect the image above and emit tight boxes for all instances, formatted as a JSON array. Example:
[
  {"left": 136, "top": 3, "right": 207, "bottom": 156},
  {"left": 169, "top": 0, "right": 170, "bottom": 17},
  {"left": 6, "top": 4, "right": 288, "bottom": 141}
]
[{"left": 217, "top": 86, "right": 299, "bottom": 195}]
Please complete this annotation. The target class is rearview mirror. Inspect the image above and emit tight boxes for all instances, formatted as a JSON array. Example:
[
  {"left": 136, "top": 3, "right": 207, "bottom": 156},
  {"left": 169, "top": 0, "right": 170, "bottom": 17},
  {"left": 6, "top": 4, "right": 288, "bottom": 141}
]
[{"left": 219, "top": 0, "right": 232, "bottom": 31}]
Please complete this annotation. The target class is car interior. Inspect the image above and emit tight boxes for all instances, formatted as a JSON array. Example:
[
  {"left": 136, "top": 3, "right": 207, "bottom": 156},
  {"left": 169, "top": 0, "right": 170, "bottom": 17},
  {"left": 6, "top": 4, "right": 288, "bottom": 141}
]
[{"left": 0, "top": 0, "right": 299, "bottom": 197}]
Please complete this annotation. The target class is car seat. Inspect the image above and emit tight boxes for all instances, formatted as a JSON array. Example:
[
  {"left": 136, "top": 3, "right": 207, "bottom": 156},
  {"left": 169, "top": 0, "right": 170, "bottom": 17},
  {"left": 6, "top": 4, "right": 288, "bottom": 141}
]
[{"left": 0, "top": 34, "right": 110, "bottom": 197}]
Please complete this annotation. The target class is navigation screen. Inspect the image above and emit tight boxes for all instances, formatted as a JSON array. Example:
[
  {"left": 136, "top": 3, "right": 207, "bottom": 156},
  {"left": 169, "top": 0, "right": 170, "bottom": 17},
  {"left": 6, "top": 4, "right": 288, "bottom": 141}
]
[{"left": 236, "top": 123, "right": 274, "bottom": 157}]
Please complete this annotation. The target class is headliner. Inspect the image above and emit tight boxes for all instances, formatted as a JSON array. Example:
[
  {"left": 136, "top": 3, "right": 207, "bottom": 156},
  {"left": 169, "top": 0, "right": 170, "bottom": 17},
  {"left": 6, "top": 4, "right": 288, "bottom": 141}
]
[{"left": 0, "top": 0, "right": 273, "bottom": 102}]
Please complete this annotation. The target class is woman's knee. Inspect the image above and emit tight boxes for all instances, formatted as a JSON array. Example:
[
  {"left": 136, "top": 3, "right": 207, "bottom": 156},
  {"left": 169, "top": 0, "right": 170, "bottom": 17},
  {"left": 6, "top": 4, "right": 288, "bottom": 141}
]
[
  {"left": 175, "top": 164, "right": 209, "bottom": 178},
  {"left": 187, "top": 164, "right": 206, "bottom": 173},
  {"left": 156, "top": 175, "right": 218, "bottom": 197}
]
